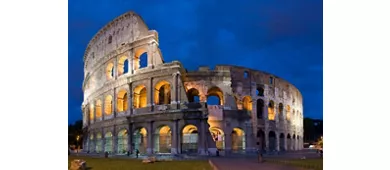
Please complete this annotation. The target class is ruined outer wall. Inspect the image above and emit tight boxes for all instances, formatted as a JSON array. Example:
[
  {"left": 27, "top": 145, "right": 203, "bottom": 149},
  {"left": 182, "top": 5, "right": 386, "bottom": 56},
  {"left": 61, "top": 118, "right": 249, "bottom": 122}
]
[{"left": 183, "top": 65, "right": 304, "bottom": 150}]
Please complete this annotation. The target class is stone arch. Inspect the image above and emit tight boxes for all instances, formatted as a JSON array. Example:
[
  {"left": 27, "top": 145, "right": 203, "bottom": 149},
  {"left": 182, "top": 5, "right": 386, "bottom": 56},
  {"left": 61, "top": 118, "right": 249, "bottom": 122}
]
[
  {"left": 117, "top": 129, "right": 128, "bottom": 154},
  {"left": 95, "top": 100, "right": 102, "bottom": 118},
  {"left": 134, "top": 48, "right": 148, "bottom": 70},
  {"left": 154, "top": 125, "right": 172, "bottom": 153},
  {"left": 181, "top": 124, "right": 198, "bottom": 153},
  {"left": 256, "top": 129, "right": 266, "bottom": 151},
  {"left": 256, "top": 99, "right": 264, "bottom": 119},
  {"left": 206, "top": 86, "right": 224, "bottom": 105},
  {"left": 268, "top": 131, "right": 277, "bottom": 151},
  {"left": 133, "top": 127, "right": 148, "bottom": 154},
  {"left": 154, "top": 80, "right": 171, "bottom": 105},
  {"left": 287, "top": 133, "right": 291, "bottom": 151},
  {"left": 297, "top": 135, "right": 300, "bottom": 150},
  {"left": 89, "top": 104, "right": 94, "bottom": 122},
  {"left": 104, "top": 95, "right": 113, "bottom": 115},
  {"left": 209, "top": 127, "right": 225, "bottom": 150},
  {"left": 268, "top": 100, "right": 275, "bottom": 120},
  {"left": 231, "top": 128, "right": 246, "bottom": 153},
  {"left": 104, "top": 131, "right": 113, "bottom": 153},
  {"left": 256, "top": 86, "right": 264, "bottom": 96},
  {"left": 133, "top": 85, "right": 147, "bottom": 108},
  {"left": 95, "top": 133, "right": 103, "bottom": 153},
  {"left": 292, "top": 134, "right": 296, "bottom": 150},
  {"left": 278, "top": 103, "right": 283, "bottom": 121},
  {"left": 279, "top": 133, "right": 285, "bottom": 151},
  {"left": 106, "top": 62, "right": 114, "bottom": 80},
  {"left": 117, "top": 89, "right": 128, "bottom": 112},
  {"left": 117, "top": 55, "right": 129, "bottom": 76},
  {"left": 286, "top": 105, "right": 291, "bottom": 121},
  {"left": 187, "top": 88, "right": 200, "bottom": 103},
  {"left": 242, "top": 96, "right": 252, "bottom": 111}
]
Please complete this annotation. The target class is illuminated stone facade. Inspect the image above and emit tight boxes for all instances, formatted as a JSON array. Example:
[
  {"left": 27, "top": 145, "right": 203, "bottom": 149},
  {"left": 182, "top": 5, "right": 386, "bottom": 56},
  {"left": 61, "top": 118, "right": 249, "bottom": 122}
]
[{"left": 81, "top": 11, "right": 304, "bottom": 155}]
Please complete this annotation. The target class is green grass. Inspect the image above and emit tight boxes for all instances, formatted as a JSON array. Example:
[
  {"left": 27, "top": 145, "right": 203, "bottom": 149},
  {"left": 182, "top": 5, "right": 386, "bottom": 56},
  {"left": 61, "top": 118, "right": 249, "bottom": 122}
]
[
  {"left": 266, "top": 158, "right": 323, "bottom": 170},
  {"left": 68, "top": 156, "right": 212, "bottom": 170}
]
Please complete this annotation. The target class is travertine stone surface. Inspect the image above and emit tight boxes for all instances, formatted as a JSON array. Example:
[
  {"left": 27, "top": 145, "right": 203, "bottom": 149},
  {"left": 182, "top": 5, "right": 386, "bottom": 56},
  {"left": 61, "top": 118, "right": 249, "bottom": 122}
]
[{"left": 82, "top": 11, "right": 304, "bottom": 155}]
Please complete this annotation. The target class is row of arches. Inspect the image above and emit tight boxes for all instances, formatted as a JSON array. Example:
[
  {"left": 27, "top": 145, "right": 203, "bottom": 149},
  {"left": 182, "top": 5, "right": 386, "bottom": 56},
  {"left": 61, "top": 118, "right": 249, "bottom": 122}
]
[
  {"left": 88, "top": 81, "right": 172, "bottom": 121},
  {"left": 86, "top": 125, "right": 246, "bottom": 154},
  {"left": 105, "top": 49, "right": 148, "bottom": 81},
  {"left": 257, "top": 130, "right": 302, "bottom": 151},
  {"left": 186, "top": 86, "right": 302, "bottom": 122}
]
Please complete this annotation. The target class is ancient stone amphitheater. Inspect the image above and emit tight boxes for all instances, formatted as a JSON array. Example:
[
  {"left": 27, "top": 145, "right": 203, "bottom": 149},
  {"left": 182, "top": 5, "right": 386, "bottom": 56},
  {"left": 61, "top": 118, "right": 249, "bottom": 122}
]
[{"left": 82, "top": 11, "right": 304, "bottom": 156}]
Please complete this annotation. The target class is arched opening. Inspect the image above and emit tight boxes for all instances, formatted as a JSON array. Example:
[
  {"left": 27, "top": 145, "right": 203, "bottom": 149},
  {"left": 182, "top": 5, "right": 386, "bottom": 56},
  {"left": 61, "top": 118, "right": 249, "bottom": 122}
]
[
  {"left": 104, "top": 95, "right": 113, "bottom": 115},
  {"left": 207, "top": 86, "right": 224, "bottom": 105},
  {"left": 154, "top": 125, "right": 172, "bottom": 153},
  {"left": 256, "top": 129, "right": 266, "bottom": 151},
  {"left": 133, "top": 85, "right": 147, "bottom": 108},
  {"left": 95, "top": 133, "right": 103, "bottom": 153},
  {"left": 286, "top": 105, "right": 291, "bottom": 121},
  {"left": 134, "top": 49, "right": 148, "bottom": 70},
  {"left": 256, "top": 99, "right": 264, "bottom": 119},
  {"left": 231, "top": 128, "right": 245, "bottom": 153},
  {"left": 117, "top": 56, "right": 129, "bottom": 76},
  {"left": 104, "top": 132, "right": 113, "bottom": 153},
  {"left": 279, "top": 133, "right": 285, "bottom": 151},
  {"left": 287, "top": 134, "right": 291, "bottom": 151},
  {"left": 242, "top": 96, "right": 252, "bottom": 111},
  {"left": 133, "top": 127, "right": 147, "bottom": 154},
  {"left": 210, "top": 127, "right": 225, "bottom": 150},
  {"left": 256, "top": 87, "right": 264, "bottom": 96},
  {"left": 95, "top": 100, "right": 102, "bottom": 118},
  {"left": 268, "top": 131, "right": 277, "bottom": 151},
  {"left": 292, "top": 134, "right": 296, "bottom": 150},
  {"left": 181, "top": 124, "right": 198, "bottom": 153},
  {"left": 268, "top": 100, "right": 275, "bottom": 120},
  {"left": 187, "top": 88, "right": 200, "bottom": 103},
  {"left": 292, "top": 110, "right": 296, "bottom": 125},
  {"left": 89, "top": 105, "right": 94, "bottom": 122},
  {"left": 117, "top": 129, "right": 128, "bottom": 154},
  {"left": 88, "top": 134, "right": 94, "bottom": 152},
  {"left": 117, "top": 89, "right": 128, "bottom": 112},
  {"left": 154, "top": 80, "right": 171, "bottom": 105},
  {"left": 278, "top": 103, "right": 283, "bottom": 121},
  {"left": 106, "top": 63, "right": 114, "bottom": 80},
  {"left": 243, "top": 71, "right": 249, "bottom": 79}
]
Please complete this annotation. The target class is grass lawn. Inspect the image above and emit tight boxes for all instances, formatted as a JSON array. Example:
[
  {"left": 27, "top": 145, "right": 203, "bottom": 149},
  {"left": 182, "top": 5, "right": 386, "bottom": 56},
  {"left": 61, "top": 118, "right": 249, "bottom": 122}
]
[
  {"left": 266, "top": 158, "right": 323, "bottom": 170},
  {"left": 68, "top": 156, "right": 212, "bottom": 170}
]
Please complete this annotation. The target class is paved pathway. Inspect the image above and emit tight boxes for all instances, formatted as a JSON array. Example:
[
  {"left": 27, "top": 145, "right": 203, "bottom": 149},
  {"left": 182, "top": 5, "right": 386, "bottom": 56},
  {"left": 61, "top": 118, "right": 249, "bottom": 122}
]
[{"left": 210, "top": 157, "right": 308, "bottom": 170}]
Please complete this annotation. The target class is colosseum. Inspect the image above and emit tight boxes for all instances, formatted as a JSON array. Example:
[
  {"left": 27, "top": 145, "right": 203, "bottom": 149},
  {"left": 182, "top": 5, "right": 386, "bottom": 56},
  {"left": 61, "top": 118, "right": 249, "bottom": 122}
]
[{"left": 81, "top": 11, "right": 304, "bottom": 156}]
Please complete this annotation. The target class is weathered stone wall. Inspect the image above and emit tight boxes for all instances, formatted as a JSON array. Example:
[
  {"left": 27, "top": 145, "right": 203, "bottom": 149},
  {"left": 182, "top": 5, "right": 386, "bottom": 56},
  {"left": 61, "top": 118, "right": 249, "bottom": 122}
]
[{"left": 81, "top": 11, "right": 304, "bottom": 154}]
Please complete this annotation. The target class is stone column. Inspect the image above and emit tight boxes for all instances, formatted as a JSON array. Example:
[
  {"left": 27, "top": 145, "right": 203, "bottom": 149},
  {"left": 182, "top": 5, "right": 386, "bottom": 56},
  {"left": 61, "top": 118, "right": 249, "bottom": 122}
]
[
  {"left": 276, "top": 132, "right": 280, "bottom": 151},
  {"left": 128, "top": 83, "right": 133, "bottom": 115},
  {"left": 147, "top": 121, "right": 154, "bottom": 154},
  {"left": 171, "top": 120, "right": 178, "bottom": 154},
  {"left": 128, "top": 50, "right": 134, "bottom": 74},
  {"left": 112, "top": 89, "right": 117, "bottom": 118},
  {"left": 147, "top": 42, "right": 156, "bottom": 68},
  {"left": 198, "top": 119, "right": 207, "bottom": 155},
  {"left": 265, "top": 130, "right": 269, "bottom": 151},
  {"left": 171, "top": 73, "right": 177, "bottom": 104},
  {"left": 128, "top": 123, "right": 133, "bottom": 153},
  {"left": 101, "top": 128, "right": 105, "bottom": 153},
  {"left": 147, "top": 78, "right": 154, "bottom": 111},
  {"left": 224, "top": 132, "right": 232, "bottom": 155}
]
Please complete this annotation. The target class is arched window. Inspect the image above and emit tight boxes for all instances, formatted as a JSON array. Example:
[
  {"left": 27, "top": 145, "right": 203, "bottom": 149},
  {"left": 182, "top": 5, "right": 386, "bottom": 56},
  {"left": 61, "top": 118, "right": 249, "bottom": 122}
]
[{"left": 256, "top": 99, "right": 264, "bottom": 119}]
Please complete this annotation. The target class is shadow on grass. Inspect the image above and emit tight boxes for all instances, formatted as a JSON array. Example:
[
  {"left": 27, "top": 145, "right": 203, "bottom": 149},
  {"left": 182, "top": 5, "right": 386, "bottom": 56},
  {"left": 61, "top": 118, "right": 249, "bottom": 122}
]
[
  {"left": 265, "top": 158, "right": 323, "bottom": 170},
  {"left": 68, "top": 156, "right": 212, "bottom": 170}
]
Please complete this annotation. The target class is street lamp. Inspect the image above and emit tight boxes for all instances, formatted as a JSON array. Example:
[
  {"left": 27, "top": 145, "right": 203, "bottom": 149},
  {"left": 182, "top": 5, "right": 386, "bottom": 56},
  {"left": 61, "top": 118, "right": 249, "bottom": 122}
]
[{"left": 76, "top": 135, "right": 80, "bottom": 153}]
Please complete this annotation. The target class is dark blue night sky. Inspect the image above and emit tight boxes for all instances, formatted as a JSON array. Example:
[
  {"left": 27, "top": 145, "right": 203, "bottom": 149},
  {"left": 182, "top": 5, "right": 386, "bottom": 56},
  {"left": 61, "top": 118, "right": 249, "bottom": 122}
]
[{"left": 68, "top": 0, "right": 323, "bottom": 124}]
